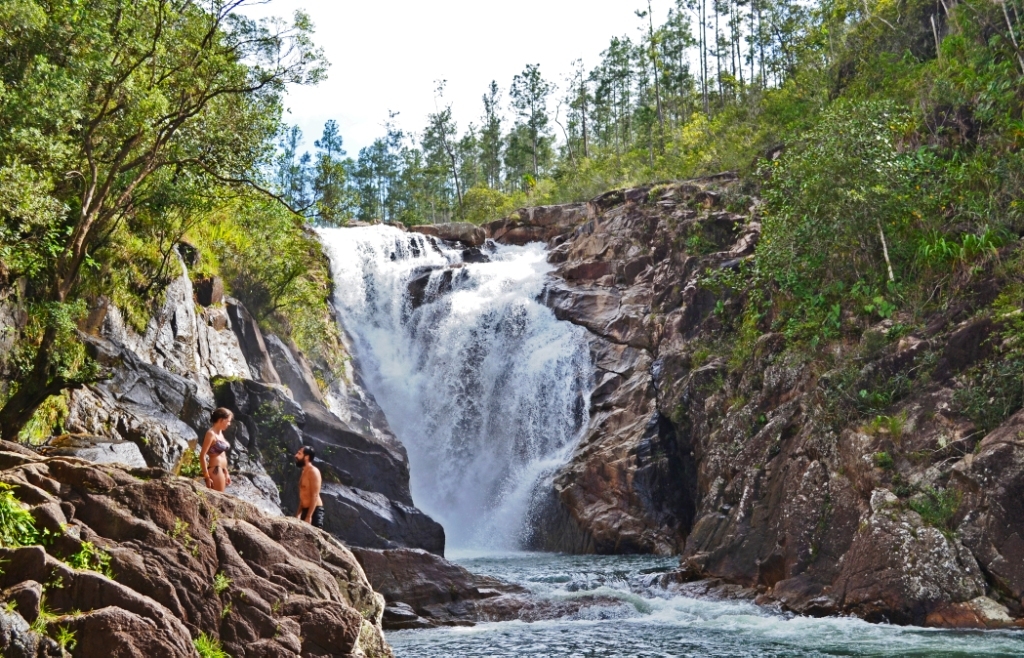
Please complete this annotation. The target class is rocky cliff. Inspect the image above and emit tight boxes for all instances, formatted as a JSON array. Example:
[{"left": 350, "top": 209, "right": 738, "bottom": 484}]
[
  {"left": 47, "top": 257, "right": 443, "bottom": 555},
  {"left": 478, "top": 175, "right": 1024, "bottom": 628}
]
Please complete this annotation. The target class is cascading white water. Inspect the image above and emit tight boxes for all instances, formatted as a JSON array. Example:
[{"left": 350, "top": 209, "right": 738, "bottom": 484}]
[{"left": 319, "top": 226, "right": 593, "bottom": 549}]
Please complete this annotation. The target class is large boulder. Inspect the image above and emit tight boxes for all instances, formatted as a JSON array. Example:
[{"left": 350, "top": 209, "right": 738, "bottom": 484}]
[{"left": 410, "top": 222, "right": 486, "bottom": 247}]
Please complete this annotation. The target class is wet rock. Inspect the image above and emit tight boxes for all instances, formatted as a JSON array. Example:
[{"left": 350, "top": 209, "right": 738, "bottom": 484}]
[
  {"left": 926, "top": 596, "right": 1017, "bottom": 629},
  {"left": 0, "top": 606, "right": 64, "bottom": 658},
  {"left": 410, "top": 222, "right": 486, "bottom": 247},
  {"left": 265, "top": 334, "right": 325, "bottom": 405},
  {"left": 461, "top": 246, "right": 490, "bottom": 263},
  {"left": 352, "top": 548, "right": 635, "bottom": 628},
  {"left": 227, "top": 299, "right": 282, "bottom": 385},
  {"left": 351, "top": 547, "right": 520, "bottom": 626}
]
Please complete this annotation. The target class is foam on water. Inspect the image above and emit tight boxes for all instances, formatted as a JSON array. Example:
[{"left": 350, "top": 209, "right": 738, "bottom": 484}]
[
  {"left": 389, "top": 552, "right": 1024, "bottom": 657},
  {"left": 319, "top": 226, "right": 592, "bottom": 549}
]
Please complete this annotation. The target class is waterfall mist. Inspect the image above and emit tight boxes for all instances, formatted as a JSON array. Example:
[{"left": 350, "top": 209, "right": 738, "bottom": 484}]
[{"left": 319, "top": 226, "right": 593, "bottom": 549}]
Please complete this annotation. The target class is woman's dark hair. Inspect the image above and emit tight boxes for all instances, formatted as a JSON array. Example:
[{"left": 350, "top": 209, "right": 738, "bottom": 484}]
[{"left": 211, "top": 408, "right": 234, "bottom": 424}]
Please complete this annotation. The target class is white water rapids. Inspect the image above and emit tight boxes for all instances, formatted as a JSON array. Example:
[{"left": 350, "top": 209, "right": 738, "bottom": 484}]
[{"left": 319, "top": 226, "right": 593, "bottom": 549}]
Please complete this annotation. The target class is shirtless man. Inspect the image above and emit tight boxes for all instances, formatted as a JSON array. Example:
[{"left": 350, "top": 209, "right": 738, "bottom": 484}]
[{"left": 294, "top": 446, "right": 324, "bottom": 529}]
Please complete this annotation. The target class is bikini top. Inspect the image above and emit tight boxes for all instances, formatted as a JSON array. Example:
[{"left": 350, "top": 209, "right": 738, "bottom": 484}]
[{"left": 208, "top": 436, "right": 230, "bottom": 456}]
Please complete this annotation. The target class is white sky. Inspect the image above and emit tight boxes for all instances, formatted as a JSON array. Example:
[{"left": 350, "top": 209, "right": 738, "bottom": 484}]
[{"left": 242, "top": 0, "right": 676, "bottom": 156}]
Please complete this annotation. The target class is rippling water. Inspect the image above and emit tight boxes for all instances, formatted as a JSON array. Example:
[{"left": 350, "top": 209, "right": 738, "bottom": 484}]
[{"left": 389, "top": 553, "right": 1024, "bottom": 657}]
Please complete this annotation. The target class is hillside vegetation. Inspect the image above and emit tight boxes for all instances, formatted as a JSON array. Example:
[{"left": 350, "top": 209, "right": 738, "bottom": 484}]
[{"left": 0, "top": 0, "right": 343, "bottom": 441}]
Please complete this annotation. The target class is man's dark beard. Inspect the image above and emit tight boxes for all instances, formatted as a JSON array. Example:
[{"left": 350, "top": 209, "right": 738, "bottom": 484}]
[{"left": 294, "top": 458, "right": 305, "bottom": 468}]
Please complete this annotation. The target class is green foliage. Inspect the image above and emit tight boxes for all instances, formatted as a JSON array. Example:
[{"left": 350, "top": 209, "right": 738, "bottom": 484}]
[
  {"left": 0, "top": 482, "right": 39, "bottom": 547},
  {"left": 186, "top": 195, "right": 348, "bottom": 381},
  {"left": 213, "top": 572, "right": 232, "bottom": 596},
  {"left": 908, "top": 487, "right": 962, "bottom": 538},
  {"left": 459, "top": 186, "right": 520, "bottom": 225},
  {"left": 2, "top": 300, "right": 101, "bottom": 406},
  {"left": 65, "top": 541, "right": 114, "bottom": 579},
  {"left": 193, "top": 632, "right": 229, "bottom": 658},
  {"left": 865, "top": 414, "right": 907, "bottom": 444},
  {"left": 17, "top": 393, "right": 68, "bottom": 445},
  {"left": 179, "top": 450, "right": 203, "bottom": 479},
  {"left": 872, "top": 451, "right": 895, "bottom": 470},
  {"left": 759, "top": 99, "right": 922, "bottom": 295},
  {"left": 0, "top": 0, "right": 325, "bottom": 440}
]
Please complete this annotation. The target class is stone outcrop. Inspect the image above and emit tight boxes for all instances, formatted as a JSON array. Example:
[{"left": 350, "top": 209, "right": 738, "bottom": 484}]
[
  {"left": 0, "top": 442, "right": 392, "bottom": 657},
  {"left": 33, "top": 251, "right": 444, "bottom": 554},
  {"left": 486, "top": 174, "right": 1024, "bottom": 627}
]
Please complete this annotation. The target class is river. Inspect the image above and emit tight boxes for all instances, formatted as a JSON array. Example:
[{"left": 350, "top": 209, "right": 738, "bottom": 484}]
[{"left": 390, "top": 552, "right": 1024, "bottom": 657}]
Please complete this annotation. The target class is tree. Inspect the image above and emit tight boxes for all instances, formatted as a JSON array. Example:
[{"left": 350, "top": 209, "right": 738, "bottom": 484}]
[
  {"left": 312, "top": 120, "right": 353, "bottom": 225},
  {"left": 276, "top": 126, "right": 311, "bottom": 211},
  {"left": 0, "top": 0, "right": 324, "bottom": 439},
  {"left": 509, "top": 64, "right": 554, "bottom": 177},
  {"left": 423, "top": 81, "right": 464, "bottom": 210},
  {"left": 480, "top": 81, "right": 504, "bottom": 188}
]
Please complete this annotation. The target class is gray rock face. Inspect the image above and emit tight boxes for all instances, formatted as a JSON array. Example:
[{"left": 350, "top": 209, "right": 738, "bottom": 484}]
[
  {"left": 212, "top": 377, "right": 445, "bottom": 554},
  {"left": 56, "top": 251, "right": 441, "bottom": 553},
  {"left": 265, "top": 334, "right": 324, "bottom": 405}
]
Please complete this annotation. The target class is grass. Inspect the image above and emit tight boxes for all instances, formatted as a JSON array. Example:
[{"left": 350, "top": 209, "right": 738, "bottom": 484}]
[
  {"left": 213, "top": 572, "right": 231, "bottom": 596},
  {"left": 872, "top": 451, "right": 895, "bottom": 470},
  {"left": 908, "top": 486, "right": 962, "bottom": 539},
  {"left": 54, "top": 625, "right": 77, "bottom": 652},
  {"left": 65, "top": 541, "right": 114, "bottom": 579},
  {"left": 193, "top": 632, "right": 229, "bottom": 658},
  {"left": 0, "top": 483, "right": 39, "bottom": 547}
]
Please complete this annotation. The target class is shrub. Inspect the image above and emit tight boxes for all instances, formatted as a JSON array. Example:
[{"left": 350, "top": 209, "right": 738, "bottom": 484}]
[
  {"left": 758, "top": 99, "right": 923, "bottom": 297},
  {"left": 178, "top": 450, "right": 203, "bottom": 478},
  {"left": 872, "top": 451, "right": 895, "bottom": 470},
  {"left": 459, "top": 185, "right": 519, "bottom": 225}
]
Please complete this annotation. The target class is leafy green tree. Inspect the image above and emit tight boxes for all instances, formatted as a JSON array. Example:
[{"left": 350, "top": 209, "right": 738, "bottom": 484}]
[
  {"left": 758, "top": 100, "right": 921, "bottom": 295},
  {"left": 0, "top": 0, "right": 324, "bottom": 439},
  {"left": 312, "top": 120, "right": 353, "bottom": 225},
  {"left": 423, "top": 81, "right": 464, "bottom": 211},
  {"left": 510, "top": 64, "right": 554, "bottom": 177}
]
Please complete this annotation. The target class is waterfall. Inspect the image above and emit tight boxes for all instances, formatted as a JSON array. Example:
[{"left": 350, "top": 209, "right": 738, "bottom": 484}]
[{"left": 319, "top": 226, "right": 593, "bottom": 549}]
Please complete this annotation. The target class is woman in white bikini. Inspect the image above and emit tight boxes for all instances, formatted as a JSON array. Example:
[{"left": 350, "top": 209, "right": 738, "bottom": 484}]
[{"left": 200, "top": 408, "right": 233, "bottom": 492}]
